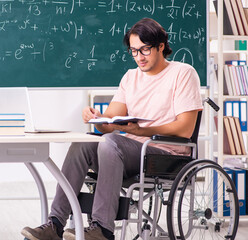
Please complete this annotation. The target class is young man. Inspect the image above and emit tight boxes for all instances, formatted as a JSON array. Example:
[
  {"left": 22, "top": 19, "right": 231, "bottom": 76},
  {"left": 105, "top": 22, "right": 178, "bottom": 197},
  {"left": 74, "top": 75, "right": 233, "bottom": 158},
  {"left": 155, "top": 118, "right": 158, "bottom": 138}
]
[{"left": 21, "top": 18, "right": 203, "bottom": 240}]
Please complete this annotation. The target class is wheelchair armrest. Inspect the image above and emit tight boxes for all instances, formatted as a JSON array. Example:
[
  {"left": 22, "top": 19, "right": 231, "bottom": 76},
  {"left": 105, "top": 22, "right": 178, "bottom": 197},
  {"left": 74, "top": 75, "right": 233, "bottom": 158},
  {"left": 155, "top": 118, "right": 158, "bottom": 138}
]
[{"left": 151, "top": 134, "right": 191, "bottom": 144}]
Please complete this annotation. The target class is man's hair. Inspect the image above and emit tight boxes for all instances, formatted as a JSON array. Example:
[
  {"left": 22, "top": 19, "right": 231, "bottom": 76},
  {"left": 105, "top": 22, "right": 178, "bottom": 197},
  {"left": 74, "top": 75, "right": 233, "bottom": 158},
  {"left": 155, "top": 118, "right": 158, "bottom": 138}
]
[{"left": 123, "top": 18, "right": 172, "bottom": 58}]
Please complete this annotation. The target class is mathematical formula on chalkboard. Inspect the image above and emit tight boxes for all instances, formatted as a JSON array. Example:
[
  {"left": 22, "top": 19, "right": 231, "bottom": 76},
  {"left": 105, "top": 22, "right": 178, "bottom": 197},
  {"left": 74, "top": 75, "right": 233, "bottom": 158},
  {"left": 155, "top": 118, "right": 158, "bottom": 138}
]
[{"left": 0, "top": 0, "right": 207, "bottom": 87}]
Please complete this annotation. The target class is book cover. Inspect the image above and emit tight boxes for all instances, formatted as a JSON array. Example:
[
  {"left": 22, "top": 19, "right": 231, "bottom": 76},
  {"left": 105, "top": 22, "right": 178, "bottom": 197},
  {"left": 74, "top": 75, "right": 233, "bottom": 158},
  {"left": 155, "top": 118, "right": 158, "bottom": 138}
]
[
  {"left": 239, "top": 66, "right": 248, "bottom": 94},
  {"left": 229, "top": 65, "right": 241, "bottom": 95},
  {"left": 0, "top": 113, "right": 25, "bottom": 120},
  {"left": 88, "top": 116, "right": 153, "bottom": 125},
  {"left": 223, "top": 116, "right": 236, "bottom": 155},
  {"left": 0, "top": 126, "right": 25, "bottom": 136},
  {"left": 246, "top": 169, "right": 248, "bottom": 215},
  {"left": 234, "top": 169, "right": 246, "bottom": 215},
  {"left": 228, "top": 116, "right": 242, "bottom": 154},
  {"left": 235, "top": 40, "right": 247, "bottom": 50},
  {"left": 236, "top": 0, "right": 248, "bottom": 35},
  {"left": 223, "top": 168, "right": 236, "bottom": 216},
  {"left": 225, "top": 60, "right": 246, "bottom": 65},
  {"left": 224, "top": 0, "right": 239, "bottom": 35},
  {"left": 240, "top": 100, "right": 247, "bottom": 131},
  {"left": 233, "top": 117, "right": 246, "bottom": 155},
  {"left": 235, "top": 66, "right": 245, "bottom": 95},
  {"left": 227, "top": 65, "right": 237, "bottom": 95},
  {"left": 224, "top": 65, "right": 234, "bottom": 95},
  {"left": 230, "top": 0, "right": 245, "bottom": 35},
  {"left": 244, "top": 7, "right": 248, "bottom": 22},
  {"left": 213, "top": 0, "right": 233, "bottom": 35},
  {"left": 0, "top": 120, "right": 25, "bottom": 127}
]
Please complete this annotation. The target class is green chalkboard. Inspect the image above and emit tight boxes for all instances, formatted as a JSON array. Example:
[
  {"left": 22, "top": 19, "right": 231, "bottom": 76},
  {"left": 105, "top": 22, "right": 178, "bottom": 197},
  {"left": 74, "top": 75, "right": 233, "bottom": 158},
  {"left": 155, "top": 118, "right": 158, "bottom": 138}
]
[{"left": 0, "top": 0, "right": 207, "bottom": 87}]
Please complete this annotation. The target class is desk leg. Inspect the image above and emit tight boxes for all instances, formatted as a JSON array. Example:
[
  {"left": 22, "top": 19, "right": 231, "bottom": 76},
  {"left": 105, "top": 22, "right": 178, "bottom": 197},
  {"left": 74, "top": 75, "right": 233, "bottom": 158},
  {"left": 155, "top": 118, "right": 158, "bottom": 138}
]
[
  {"left": 44, "top": 158, "right": 85, "bottom": 240},
  {"left": 25, "top": 162, "right": 48, "bottom": 224}
]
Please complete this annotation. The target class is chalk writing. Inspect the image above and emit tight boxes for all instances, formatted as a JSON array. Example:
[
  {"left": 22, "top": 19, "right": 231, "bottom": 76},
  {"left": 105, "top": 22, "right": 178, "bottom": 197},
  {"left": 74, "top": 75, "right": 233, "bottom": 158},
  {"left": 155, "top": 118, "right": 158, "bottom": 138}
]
[{"left": 0, "top": 0, "right": 206, "bottom": 87}]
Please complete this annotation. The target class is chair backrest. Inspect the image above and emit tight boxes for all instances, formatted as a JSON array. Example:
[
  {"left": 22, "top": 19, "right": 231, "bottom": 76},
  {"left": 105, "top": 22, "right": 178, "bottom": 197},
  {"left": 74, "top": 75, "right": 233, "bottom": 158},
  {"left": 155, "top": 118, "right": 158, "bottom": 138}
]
[
  {"left": 189, "top": 110, "right": 202, "bottom": 159},
  {"left": 190, "top": 110, "right": 202, "bottom": 145}
]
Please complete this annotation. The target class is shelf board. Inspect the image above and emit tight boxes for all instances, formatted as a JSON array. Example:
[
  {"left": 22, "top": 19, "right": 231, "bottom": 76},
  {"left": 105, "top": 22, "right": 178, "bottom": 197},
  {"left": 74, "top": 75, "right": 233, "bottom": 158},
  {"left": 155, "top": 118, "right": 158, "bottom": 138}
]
[
  {"left": 223, "top": 95, "right": 248, "bottom": 100},
  {"left": 224, "top": 50, "right": 247, "bottom": 54},
  {"left": 210, "top": 50, "right": 248, "bottom": 54},
  {"left": 214, "top": 152, "right": 248, "bottom": 158},
  {"left": 223, "top": 35, "right": 248, "bottom": 40},
  {"left": 210, "top": 35, "right": 248, "bottom": 41}
]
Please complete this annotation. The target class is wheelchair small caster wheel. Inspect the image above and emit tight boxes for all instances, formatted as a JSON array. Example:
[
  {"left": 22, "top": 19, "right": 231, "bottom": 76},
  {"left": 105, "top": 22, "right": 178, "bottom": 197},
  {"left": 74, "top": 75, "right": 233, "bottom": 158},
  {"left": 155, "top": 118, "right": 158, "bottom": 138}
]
[
  {"left": 142, "top": 224, "right": 151, "bottom": 240},
  {"left": 215, "top": 222, "right": 221, "bottom": 232},
  {"left": 201, "top": 218, "right": 207, "bottom": 225}
]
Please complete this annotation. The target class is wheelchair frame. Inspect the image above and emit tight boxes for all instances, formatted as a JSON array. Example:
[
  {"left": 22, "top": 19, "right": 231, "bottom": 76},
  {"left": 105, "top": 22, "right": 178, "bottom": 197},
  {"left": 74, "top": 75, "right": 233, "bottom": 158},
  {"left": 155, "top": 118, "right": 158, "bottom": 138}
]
[{"left": 74, "top": 98, "right": 239, "bottom": 240}]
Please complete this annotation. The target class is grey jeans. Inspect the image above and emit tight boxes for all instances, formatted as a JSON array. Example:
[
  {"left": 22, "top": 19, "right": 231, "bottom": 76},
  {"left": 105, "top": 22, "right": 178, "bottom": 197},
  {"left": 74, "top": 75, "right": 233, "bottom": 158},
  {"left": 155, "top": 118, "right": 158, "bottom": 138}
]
[{"left": 49, "top": 133, "right": 169, "bottom": 232}]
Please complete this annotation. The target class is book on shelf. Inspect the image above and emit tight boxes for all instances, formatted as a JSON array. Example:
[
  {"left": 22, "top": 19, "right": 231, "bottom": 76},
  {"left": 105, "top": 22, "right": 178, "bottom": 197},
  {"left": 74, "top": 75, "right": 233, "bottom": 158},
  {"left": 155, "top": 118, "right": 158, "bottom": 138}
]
[
  {"left": 230, "top": 0, "right": 245, "bottom": 35},
  {"left": 239, "top": 66, "right": 248, "bottom": 94},
  {"left": 224, "top": 0, "right": 239, "bottom": 35},
  {"left": 224, "top": 64, "right": 248, "bottom": 96},
  {"left": 224, "top": 64, "right": 234, "bottom": 95},
  {"left": 228, "top": 116, "right": 242, "bottom": 154},
  {"left": 221, "top": 167, "right": 247, "bottom": 216},
  {"left": 236, "top": 0, "right": 248, "bottom": 35},
  {"left": 225, "top": 60, "right": 246, "bottom": 66},
  {"left": 235, "top": 40, "right": 247, "bottom": 50},
  {"left": 88, "top": 116, "right": 153, "bottom": 125},
  {"left": 233, "top": 117, "right": 246, "bottom": 155},
  {"left": 223, "top": 116, "right": 236, "bottom": 155},
  {"left": 224, "top": 100, "right": 247, "bottom": 131},
  {"left": 223, "top": 158, "right": 246, "bottom": 168},
  {"left": 229, "top": 65, "right": 241, "bottom": 95},
  {"left": 244, "top": 7, "right": 248, "bottom": 22},
  {"left": 213, "top": 0, "right": 234, "bottom": 35},
  {"left": 235, "top": 66, "right": 246, "bottom": 95},
  {"left": 222, "top": 116, "right": 246, "bottom": 155}
]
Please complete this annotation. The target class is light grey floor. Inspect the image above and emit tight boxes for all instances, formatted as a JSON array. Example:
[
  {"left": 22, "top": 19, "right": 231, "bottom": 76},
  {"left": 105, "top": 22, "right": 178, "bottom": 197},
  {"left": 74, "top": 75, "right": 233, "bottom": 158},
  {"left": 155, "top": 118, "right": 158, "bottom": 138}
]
[{"left": 0, "top": 181, "right": 247, "bottom": 240}]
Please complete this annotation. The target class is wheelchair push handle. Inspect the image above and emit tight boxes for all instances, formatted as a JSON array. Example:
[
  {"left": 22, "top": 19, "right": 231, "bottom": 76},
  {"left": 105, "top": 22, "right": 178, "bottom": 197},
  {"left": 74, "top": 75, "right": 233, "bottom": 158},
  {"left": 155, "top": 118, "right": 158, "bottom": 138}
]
[{"left": 203, "top": 97, "right": 220, "bottom": 112}]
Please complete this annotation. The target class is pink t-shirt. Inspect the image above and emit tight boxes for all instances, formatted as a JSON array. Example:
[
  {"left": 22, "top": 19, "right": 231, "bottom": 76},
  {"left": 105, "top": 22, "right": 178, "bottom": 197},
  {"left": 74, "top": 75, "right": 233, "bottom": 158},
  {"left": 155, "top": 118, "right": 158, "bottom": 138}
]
[{"left": 112, "top": 61, "right": 203, "bottom": 155}]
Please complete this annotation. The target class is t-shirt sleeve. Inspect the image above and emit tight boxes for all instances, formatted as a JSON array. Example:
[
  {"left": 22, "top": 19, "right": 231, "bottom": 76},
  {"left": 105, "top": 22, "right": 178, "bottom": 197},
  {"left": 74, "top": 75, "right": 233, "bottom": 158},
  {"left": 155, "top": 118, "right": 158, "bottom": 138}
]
[
  {"left": 111, "top": 71, "right": 128, "bottom": 104},
  {"left": 174, "top": 66, "right": 203, "bottom": 116}
]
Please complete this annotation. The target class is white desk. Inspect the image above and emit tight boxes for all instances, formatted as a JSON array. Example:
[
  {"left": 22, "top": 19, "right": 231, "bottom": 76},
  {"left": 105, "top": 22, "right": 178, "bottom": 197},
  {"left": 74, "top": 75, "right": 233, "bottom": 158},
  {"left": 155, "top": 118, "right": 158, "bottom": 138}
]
[{"left": 0, "top": 132, "right": 104, "bottom": 240}]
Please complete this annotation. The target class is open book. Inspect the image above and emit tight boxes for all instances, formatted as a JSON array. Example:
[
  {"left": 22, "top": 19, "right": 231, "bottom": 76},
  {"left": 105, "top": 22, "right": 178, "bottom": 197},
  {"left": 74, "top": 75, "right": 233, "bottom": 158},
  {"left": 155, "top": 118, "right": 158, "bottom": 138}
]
[{"left": 88, "top": 116, "right": 153, "bottom": 125}]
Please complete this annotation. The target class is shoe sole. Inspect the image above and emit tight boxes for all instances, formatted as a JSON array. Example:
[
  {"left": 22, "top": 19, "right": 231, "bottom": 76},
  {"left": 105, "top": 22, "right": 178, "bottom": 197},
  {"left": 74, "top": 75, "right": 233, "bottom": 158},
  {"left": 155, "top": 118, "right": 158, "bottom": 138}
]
[
  {"left": 21, "top": 229, "right": 39, "bottom": 240},
  {"left": 63, "top": 231, "right": 75, "bottom": 240}
]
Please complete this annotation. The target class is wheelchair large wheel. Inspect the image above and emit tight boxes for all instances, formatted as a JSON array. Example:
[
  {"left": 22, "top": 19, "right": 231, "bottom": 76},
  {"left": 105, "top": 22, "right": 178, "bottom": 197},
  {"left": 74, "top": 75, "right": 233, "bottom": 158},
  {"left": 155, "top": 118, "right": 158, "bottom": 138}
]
[{"left": 167, "top": 159, "right": 239, "bottom": 240}]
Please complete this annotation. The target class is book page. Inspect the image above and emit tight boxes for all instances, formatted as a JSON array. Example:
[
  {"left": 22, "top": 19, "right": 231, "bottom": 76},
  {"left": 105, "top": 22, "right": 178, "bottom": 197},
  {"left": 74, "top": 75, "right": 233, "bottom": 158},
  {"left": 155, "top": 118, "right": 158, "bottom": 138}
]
[{"left": 88, "top": 116, "right": 152, "bottom": 124}]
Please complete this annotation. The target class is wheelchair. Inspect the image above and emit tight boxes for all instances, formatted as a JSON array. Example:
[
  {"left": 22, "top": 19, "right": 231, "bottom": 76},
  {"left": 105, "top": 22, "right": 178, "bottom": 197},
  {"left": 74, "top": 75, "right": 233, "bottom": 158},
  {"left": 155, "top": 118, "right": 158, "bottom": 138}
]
[{"left": 72, "top": 98, "right": 239, "bottom": 240}]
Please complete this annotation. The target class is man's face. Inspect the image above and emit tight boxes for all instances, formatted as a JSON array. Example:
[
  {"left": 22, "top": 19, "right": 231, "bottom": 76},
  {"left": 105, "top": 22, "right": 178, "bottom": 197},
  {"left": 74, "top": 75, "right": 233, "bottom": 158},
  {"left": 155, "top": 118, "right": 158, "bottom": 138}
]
[{"left": 129, "top": 34, "right": 164, "bottom": 75}]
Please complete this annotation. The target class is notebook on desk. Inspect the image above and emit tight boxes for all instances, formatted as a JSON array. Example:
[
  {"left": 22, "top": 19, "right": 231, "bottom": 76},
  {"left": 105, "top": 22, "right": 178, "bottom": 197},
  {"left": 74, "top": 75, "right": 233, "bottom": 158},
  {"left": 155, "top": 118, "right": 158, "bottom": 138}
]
[{"left": 0, "top": 87, "right": 69, "bottom": 133}]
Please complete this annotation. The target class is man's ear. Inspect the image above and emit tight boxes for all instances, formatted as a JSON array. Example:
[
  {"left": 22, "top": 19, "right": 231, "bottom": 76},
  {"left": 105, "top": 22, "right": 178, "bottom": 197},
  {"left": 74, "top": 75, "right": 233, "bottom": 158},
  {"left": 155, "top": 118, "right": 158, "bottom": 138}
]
[{"left": 159, "top": 43, "right": 165, "bottom": 52}]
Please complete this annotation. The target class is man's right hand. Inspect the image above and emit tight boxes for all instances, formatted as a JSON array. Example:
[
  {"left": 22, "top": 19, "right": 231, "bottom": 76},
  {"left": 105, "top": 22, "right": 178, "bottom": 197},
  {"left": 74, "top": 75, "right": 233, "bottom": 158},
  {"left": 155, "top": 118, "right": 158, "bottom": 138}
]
[{"left": 82, "top": 106, "right": 101, "bottom": 123}]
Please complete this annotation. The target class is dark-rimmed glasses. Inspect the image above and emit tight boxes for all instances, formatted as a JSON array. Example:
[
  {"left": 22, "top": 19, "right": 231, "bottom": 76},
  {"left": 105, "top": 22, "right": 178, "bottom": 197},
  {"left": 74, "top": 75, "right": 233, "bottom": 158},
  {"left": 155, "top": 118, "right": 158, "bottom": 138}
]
[{"left": 128, "top": 45, "right": 153, "bottom": 57}]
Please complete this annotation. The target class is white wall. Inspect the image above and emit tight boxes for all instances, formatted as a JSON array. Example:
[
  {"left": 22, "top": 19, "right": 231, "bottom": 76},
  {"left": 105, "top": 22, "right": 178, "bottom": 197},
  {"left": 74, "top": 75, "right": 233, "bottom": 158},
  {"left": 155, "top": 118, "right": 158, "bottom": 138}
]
[{"left": 0, "top": 89, "right": 90, "bottom": 182}]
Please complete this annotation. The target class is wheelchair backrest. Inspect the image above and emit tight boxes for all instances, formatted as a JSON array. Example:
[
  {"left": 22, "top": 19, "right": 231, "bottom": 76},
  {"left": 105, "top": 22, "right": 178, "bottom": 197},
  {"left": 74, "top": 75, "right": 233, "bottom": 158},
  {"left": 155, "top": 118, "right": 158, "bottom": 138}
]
[{"left": 190, "top": 110, "right": 202, "bottom": 145}]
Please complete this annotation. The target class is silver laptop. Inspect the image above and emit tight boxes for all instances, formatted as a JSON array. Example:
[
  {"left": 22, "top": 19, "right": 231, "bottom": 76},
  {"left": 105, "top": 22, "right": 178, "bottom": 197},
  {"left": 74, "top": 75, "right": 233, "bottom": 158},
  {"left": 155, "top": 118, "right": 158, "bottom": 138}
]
[{"left": 0, "top": 87, "right": 69, "bottom": 133}]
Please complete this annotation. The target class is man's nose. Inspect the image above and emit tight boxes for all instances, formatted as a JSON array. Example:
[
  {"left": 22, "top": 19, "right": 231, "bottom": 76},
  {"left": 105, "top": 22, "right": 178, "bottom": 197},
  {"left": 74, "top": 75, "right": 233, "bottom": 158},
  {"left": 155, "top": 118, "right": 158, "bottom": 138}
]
[{"left": 136, "top": 51, "right": 145, "bottom": 60}]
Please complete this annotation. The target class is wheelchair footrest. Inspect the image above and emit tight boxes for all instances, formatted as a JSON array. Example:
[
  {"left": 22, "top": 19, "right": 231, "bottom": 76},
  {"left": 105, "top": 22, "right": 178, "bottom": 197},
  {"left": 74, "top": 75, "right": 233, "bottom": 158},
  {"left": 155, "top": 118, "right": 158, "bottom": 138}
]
[{"left": 77, "top": 192, "right": 130, "bottom": 220}]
